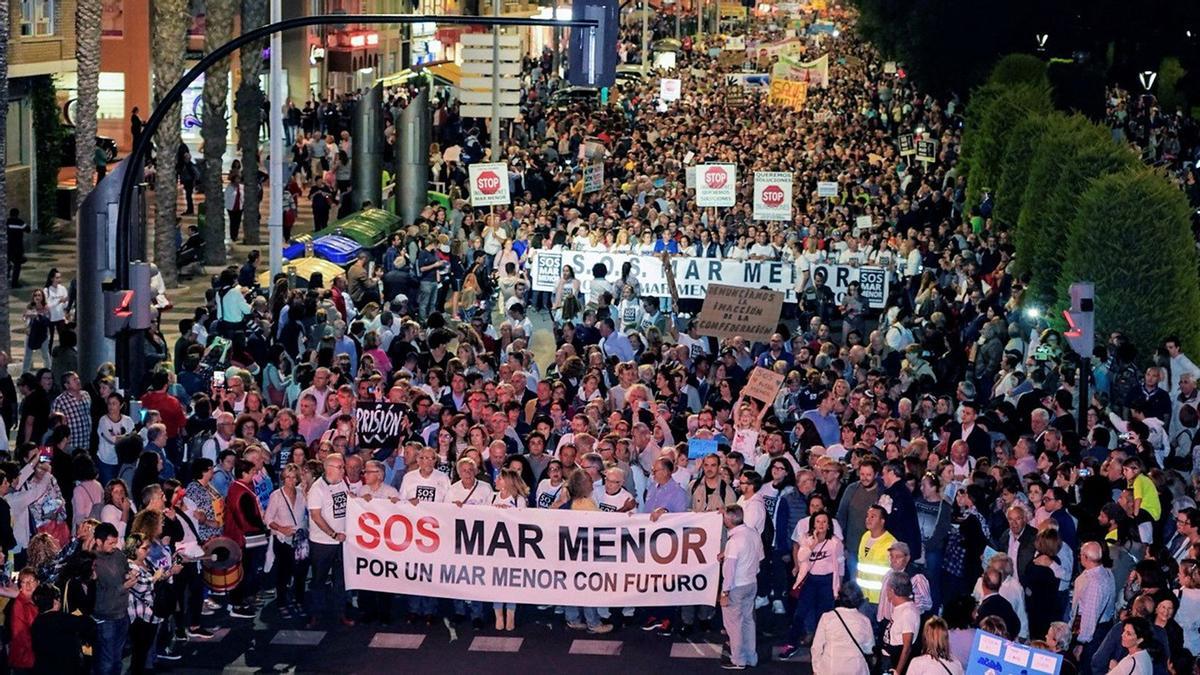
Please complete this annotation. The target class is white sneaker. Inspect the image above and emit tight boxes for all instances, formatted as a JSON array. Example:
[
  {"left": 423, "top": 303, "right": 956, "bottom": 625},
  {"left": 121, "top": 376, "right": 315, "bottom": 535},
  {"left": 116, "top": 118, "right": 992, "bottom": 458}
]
[
  {"left": 772, "top": 600, "right": 785, "bottom": 615},
  {"left": 754, "top": 596, "right": 769, "bottom": 609}
]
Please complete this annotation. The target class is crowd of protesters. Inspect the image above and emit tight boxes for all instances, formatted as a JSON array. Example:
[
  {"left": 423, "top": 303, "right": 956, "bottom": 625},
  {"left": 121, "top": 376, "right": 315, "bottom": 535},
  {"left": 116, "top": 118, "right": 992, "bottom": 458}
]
[{"left": 3, "top": 5, "right": 1200, "bottom": 675}]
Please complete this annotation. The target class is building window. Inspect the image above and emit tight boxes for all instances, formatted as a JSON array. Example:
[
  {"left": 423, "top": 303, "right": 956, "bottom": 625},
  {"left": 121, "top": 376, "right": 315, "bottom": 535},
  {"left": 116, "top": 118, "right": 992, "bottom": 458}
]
[
  {"left": 7, "top": 100, "right": 32, "bottom": 167},
  {"left": 56, "top": 72, "right": 128, "bottom": 122},
  {"left": 20, "top": 0, "right": 56, "bottom": 37}
]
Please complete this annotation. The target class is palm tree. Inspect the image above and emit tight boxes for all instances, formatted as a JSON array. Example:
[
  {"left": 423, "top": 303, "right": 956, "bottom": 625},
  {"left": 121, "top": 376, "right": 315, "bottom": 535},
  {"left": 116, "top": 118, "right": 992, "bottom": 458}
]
[
  {"left": 0, "top": 0, "right": 11, "bottom": 352},
  {"left": 151, "top": 0, "right": 191, "bottom": 287},
  {"left": 236, "top": 0, "right": 268, "bottom": 246},
  {"left": 74, "top": 0, "right": 102, "bottom": 206},
  {"left": 202, "top": 0, "right": 237, "bottom": 265}
]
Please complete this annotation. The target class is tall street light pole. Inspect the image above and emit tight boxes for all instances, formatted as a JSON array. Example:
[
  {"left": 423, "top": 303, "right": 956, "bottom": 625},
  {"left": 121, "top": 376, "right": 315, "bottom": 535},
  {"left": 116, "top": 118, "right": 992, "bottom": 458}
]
[
  {"left": 269, "top": 0, "right": 284, "bottom": 278},
  {"left": 491, "top": 0, "right": 501, "bottom": 160}
]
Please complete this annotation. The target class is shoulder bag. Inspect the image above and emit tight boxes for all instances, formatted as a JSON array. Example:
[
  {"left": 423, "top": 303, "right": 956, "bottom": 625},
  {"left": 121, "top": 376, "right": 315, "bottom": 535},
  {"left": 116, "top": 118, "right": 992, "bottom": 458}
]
[{"left": 833, "top": 607, "right": 883, "bottom": 675}]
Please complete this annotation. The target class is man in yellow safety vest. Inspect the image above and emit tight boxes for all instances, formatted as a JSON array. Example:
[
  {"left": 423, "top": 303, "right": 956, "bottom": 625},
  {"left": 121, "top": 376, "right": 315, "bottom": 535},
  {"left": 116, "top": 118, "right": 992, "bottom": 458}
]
[{"left": 856, "top": 504, "right": 896, "bottom": 609}]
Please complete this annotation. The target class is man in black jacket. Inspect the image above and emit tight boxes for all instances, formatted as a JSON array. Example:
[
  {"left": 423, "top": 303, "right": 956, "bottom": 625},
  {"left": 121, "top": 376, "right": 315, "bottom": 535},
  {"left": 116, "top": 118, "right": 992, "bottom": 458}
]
[
  {"left": 976, "top": 569, "right": 1021, "bottom": 640},
  {"left": 948, "top": 400, "right": 992, "bottom": 460},
  {"left": 990, "top": 504, "right": 1036, "bottom": 582}
]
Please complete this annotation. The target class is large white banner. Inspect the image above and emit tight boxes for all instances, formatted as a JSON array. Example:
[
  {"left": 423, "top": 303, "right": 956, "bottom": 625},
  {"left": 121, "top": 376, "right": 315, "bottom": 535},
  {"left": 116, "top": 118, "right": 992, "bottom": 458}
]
[
  {"left": 530, "top": 249, "right": 891, "bottom": 308},
  {"left": 695, "top": 163, "right": 737, "bottom": 207},
  {"left": 344, "top": 499, "right": 722, "bottom": 608},
  {"left": 468, "top": 162, "right": 511, "bottom": 206},
  {"left": 753, "top": 171, "right": 793, "bottom": 221}
]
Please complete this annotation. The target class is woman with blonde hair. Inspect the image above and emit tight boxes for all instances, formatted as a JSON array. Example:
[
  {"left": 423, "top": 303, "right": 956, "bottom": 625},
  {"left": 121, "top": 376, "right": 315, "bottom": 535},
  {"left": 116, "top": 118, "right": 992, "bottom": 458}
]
[
  {"left": 906, "top": 616, "right": 964, "bottom": 674},
  {"left": 490, "top": 467, "right": 529, "bottom": 630}
]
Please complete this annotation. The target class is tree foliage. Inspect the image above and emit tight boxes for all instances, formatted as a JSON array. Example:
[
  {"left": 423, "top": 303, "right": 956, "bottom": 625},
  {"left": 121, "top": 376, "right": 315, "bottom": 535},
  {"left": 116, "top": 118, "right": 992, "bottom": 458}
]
[
  {"left": 30, "top": 78, "right": 66, "bottom": 231},
  {"left": 151, "top": 0, "right": 190, "bottom": 287},
  {"left": 993, "top": 114, "right": 1052, "bottom": 228},
  {"left": 961, "top": 82, "right": 1053, "bottom": 211},
  {"left": 236, "top": 0, "right": 268, "bottom": 246},
  {"left": 201, "top": 0, "right": 236, "bottom": 265},
  {"left": 987, "top": 53, "right": 1049, "bottom": 89},
  {"left": 1010, "top": 116, "right": 1093, "bottom": 278},
  {"left": 1059, "top": 169, "right": 1200, "bottom": 358}
]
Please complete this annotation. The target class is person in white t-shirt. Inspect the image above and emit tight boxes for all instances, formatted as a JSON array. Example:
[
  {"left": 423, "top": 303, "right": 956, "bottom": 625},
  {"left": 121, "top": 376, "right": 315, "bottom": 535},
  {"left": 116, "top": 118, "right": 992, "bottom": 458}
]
[
  {"left": 594, "top": 467, "right": 636, "bottom": 513},
  {"left": 535, "top": 459, "right": 567, "bottom": 508},
  {"left": 306, "top": 453, "right": 353, "bottom": 628},
  {"left": 400, "top": 447, "right": 451, "bottom": 623},
  {"left": 448, "top": 457, "right": 495, "bottom": 506},
  {"left": 351, "top": 459, "right": 399, "bottom": 624},
  {"left": 490, "top": 467, "right": 531, "bottom": 630},
  {"left": 882, "top": 573, "right": 922, "bottom": 674},
  {"left": 905, "top": 616, "right": 965, "bottom": 675},
  {"left": 445, "top": 456, "right": 492, "bottom": 627},
  {"left": 401, "top": 447, "right": 452, "bottom": 505}
]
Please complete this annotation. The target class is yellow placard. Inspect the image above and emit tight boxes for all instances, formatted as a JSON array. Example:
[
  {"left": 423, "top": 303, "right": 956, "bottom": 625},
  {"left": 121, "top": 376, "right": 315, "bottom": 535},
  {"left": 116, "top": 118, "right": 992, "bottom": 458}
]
[{"left": 767, "top": 79, "right": 808, "bottom": 109}]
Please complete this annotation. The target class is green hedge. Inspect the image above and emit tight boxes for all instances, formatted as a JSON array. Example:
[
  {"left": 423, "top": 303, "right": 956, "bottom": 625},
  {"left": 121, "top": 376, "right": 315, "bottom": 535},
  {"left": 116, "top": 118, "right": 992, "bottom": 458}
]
[
  {"left": 987, "top": 53, "right": 1050, "bottom": 89},
  {"left": 1059, "top": 168, "right": 1200, "bottom": 358},
  {"left": 993, "top": 114, "right": 1053, "bottom": 228},
  {"left": 1008, "top": 114, "right": 1099, "bottom": 293},
  {"left": 961, "top": 82, "right": 1054, "bottom": 211}
]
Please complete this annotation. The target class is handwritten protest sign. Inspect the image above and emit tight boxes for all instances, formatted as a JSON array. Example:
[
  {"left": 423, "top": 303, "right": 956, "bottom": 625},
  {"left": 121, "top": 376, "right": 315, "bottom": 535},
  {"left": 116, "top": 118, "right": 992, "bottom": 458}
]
[{"left": 694, "top": 284, "right": 784, "bottom": 343}]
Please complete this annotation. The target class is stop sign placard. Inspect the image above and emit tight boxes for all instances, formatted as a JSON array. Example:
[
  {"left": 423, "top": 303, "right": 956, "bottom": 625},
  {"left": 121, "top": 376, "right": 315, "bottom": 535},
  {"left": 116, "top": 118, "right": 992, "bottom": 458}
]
[
  {"left": 761, "top": 184, "right": 785, "bottom": 208},
  {"left": 468, "top": 162, "right": 511, "bottom": 206},
  {"left": 704, "top": 166, "right": 728, "bottom": 189},
  {"left": 752, "top": 171, "right": 793, "bottom": 221},
  {"left": 476, "top": 171, "right": 501, "bottom": 195},
  {"left": 695, "top": 163, "right": 736, "bottom": 207}
]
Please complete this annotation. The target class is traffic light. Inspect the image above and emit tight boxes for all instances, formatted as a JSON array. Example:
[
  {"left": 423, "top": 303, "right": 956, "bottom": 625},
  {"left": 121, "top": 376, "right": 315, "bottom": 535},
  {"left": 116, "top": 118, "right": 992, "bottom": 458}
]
[
  {"left": 568, "top": 0, "right": 619, "bottom": 88},
  {"left": 1062, "top": 281, "right": 1095, "bottom": 358},
  {"left": 104, "top": 288, "right": 133, "bottom": 338},
  {"left": 129, "top": 261, "right": 153, "bottom": 331}
]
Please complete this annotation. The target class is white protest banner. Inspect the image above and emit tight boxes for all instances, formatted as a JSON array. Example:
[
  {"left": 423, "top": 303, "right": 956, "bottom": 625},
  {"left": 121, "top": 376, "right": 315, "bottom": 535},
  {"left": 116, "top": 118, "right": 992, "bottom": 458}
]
[
  {"left": 816, "top": 181, "right": 838, "bottom": 198},
  {"left": 854, "top": 215, "right": 873, "bottom": 234},
  {"left": 583, "top": 162, "right": 604, "bottom": 194},
  {"left": 468, "top": 162, "right": 511, "bottom": 206},
  {"left": 530, "top": 249, "right": 891, "bottom": 308},
  {"left": 344, "top": 499, "right": 722, "bottom": 608},
  {"left": 753, "top": 171, "right": 793, "bottom": 221},
  {"left": 354, "top": 401, "right": 408, "bottom": 448},
  {"left": 695, "top": 163, "right": 737, "bottom": 207},
  {"left": 694, "top": 284, "right": 785, "bottom": 342},
  {"left": 660, "top": 78, "right": 682, "bottom": 102}
]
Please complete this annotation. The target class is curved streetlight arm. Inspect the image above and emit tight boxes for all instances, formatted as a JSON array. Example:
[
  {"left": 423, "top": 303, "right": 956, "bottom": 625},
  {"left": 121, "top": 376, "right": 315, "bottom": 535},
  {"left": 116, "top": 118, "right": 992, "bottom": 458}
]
[{"left": 116, "top": 12, "right": 597, "bottom": 286}]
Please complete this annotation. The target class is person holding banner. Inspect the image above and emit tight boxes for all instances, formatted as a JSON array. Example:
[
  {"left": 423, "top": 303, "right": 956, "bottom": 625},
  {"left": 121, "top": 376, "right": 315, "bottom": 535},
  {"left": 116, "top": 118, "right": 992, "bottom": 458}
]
[
  {"left": 561, "top": 469, "right": 613, "bottom": 635},
  {"left": 491, "top": 468, "right": 529, "bottom": 631},
  {"left": 447, "top": 457, "right": 493, "bottom": 628},
  {"left": 305, "top": 453, "right": 354, "bottom": 629}
]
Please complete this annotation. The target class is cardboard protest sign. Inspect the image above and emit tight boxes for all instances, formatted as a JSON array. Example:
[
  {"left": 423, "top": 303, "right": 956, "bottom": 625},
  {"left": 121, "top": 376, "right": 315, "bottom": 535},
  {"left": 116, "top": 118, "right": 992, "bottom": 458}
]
[
  {"left": 767, "top": 79, "right": 807, "bottom": 109},
  {"left": 583, "top": 162, "right": 604, "bottom": 193},
  {"left": 897, "top": 133, "right": 916, "bottom": 156},
  {"left": 355, "top": 401, "right": 409, "bottom": 448},
  {"left": 742, "top": 367, "right": 785, "bottom": 405},
  {"left": 694, "top": 284, "right": 784, "bottom": 342},
  {"left": 816, "top": 181, "right": 838, "bottom": 198}
]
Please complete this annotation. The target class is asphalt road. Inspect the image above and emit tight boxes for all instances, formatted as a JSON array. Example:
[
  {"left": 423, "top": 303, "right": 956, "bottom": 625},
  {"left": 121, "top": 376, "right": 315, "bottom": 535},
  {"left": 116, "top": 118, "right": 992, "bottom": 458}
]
[{"left": 161, "top": 598, "right": 815, "bottom": 674}]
